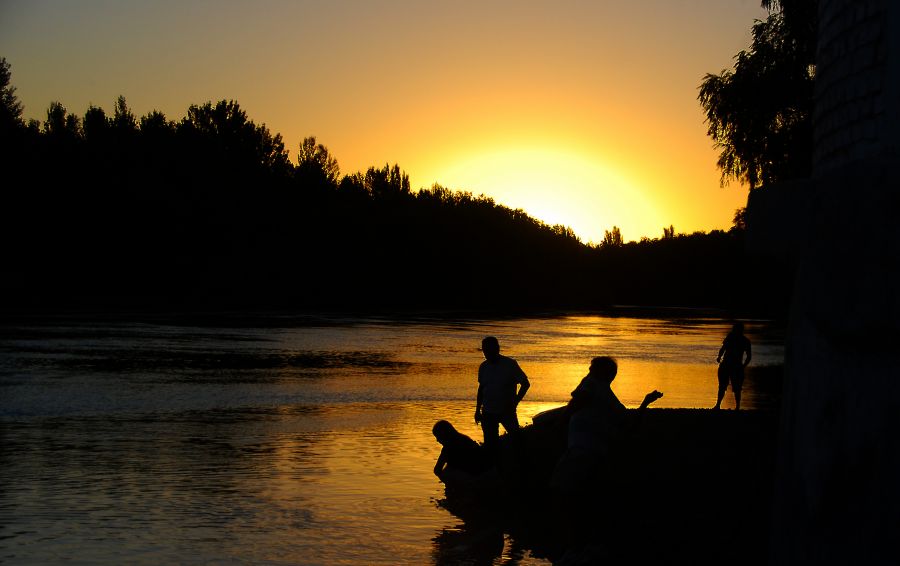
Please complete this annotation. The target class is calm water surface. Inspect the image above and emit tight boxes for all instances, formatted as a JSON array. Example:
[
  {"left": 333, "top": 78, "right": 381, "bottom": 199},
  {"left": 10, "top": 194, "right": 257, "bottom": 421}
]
[{"left": 0, "top": 313, "right": 784, "bottom": 565}]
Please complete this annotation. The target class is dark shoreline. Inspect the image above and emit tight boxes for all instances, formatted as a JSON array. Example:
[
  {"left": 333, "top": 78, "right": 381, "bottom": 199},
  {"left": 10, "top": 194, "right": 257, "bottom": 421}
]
[
  {"left": 0, "top": 304, "right": 782, "bottom": 329},
  {"left": 594, "top": 408, "right": 780, "bottom": 565},
  {"left": 441, "top": 408, "right": 781, "bottom": 565}
]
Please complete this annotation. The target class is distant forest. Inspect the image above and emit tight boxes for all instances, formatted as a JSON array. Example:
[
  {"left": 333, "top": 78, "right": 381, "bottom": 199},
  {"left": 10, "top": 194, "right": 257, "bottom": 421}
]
[{"left": 0, "top": 64, "right": 790, "bottom": 315}]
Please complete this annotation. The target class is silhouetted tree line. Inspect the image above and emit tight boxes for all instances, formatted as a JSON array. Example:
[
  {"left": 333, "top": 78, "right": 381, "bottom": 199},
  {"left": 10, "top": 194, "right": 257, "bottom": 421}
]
[
  {"left": 1, "top": 58, "right": 789, "bottom": 315},
  {"left": 595, "top": 228, "right": 788, "bottom": 314}
]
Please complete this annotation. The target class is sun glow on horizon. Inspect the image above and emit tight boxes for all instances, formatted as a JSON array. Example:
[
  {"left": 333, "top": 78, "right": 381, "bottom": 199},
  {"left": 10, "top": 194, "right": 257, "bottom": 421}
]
[
  {"left": 1, "top": 1, "right": 766, "bottom": 244},
  {"left": 426, "top": 145, "right": 664, "bottom": 244}
]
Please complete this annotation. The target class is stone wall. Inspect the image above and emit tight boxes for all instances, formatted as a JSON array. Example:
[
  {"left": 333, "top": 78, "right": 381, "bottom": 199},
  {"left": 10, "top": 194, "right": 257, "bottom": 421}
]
[
  {"left": 771, "top": 2, "right": 900, "bottom": 564},
  {"left": 744, "top": 180, "right": 812, "bottom": 266},
  {"left": 814, "top": 0, "right": 891, "bottom": 169}
]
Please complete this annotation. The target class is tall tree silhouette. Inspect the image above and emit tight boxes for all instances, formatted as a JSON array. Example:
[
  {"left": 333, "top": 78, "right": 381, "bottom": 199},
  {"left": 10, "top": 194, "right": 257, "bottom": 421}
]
[
  {"left": 296, "top": 136, "right": 340, "bottom": 190},
  {"left": 602, "top": 226, "right": 623, "bottom": 248},
  {"left": 180, "top": 100, "right": 291, "bottom": 177},
  {"left": 44, "top": 101, "right": 82, "bottom": 139},
  {"left": 0, "top": 57, "right": 23, "bottom": 133},
  {"left": 83, "top": 105, "right": 110, "bottom": 145},
  {"left": 663, "top": 225, "right": 675, "bottom": 240},
  {"left": 698, "top": 0, "right": 816, "bottom": 189},
  {"left": 364, "top": 163, "right": 411, "bottom": 200}
]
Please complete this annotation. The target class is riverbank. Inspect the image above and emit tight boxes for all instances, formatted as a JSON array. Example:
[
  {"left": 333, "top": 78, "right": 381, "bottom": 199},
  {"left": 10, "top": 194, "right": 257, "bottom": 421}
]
[
  {"left": 604, "top": 408, "right": 779, "bottom": 565},
  {"left": 440, "top": 408, "right": 780, "bottom": 565},
  {"left": 0, "top": 303, "right": 782, "bottom": 327}
]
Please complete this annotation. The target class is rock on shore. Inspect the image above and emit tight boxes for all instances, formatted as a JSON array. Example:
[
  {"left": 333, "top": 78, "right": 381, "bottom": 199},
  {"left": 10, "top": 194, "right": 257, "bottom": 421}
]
[{"left": 441, "top": 408, "right": 779, "bottom": 565}]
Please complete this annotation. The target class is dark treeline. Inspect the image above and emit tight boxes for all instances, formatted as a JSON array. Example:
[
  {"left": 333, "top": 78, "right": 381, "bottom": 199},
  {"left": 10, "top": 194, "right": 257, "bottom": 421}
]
[{"left": 0, "top": 62, "right": 789, "bottom": 315}]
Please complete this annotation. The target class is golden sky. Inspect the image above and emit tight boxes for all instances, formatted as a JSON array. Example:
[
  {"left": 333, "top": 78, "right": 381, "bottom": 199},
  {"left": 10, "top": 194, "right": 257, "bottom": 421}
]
[{"left": 1, "top": 1, "right": 767, "bottom": 243}]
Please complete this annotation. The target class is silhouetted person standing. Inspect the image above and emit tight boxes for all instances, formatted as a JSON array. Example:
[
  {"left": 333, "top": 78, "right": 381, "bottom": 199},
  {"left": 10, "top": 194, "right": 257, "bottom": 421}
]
[
  {"left": 714, "top": 322, "right": 752, "bottom": 410},
  {"left": 474, "top": 336, "right": 530, "bottom": 452}
]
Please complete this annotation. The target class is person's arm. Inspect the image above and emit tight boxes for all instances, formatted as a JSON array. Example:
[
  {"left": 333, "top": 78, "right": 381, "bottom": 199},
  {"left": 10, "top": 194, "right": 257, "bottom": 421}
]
[
  {"left": 624, "top": 390, "right": 664, "bottom": 432},
  {"left": 434, "top": 448, "right": 447, "bottom": 478},
  {"left": 515, "top": 373, "right": 530, "bottom": 406},
  {"left": 475, "top": 383, "right": 483, "bottom": 424},
  {"left": 743, "top": 340, "right": 752, "bottom": 367},
  {"left": 717, "top": 342, "right": 726, "bottom": 363},
  {"left": 639, "top": 390, "right": 663, "bottom": 410}
]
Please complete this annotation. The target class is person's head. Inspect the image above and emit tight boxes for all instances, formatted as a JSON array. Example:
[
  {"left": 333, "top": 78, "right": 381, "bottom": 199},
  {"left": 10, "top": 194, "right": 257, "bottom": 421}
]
[
  {"left": 589, "top": 356, "right": 618, "bottom": 383},
  {"left": 732, "top": 322, "right": 744, "bottom": 335},
  {"left": 481, "top": 336, "right": 500, "bottom": 361},
  {"left": 432, "top": 420, "right": 457, "bottom": 445}
]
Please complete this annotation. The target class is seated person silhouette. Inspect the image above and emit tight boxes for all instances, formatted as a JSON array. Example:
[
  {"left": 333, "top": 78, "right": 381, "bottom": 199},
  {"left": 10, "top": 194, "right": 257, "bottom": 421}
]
[
  {"left": 553, "top": 356, "right": 663, "bottom": 491},
  {"left": 551, "top": 356, "right": 663, "bottom": 554},
  {"left": 432, "top": 420, "right": 492, "bottom": 482}
]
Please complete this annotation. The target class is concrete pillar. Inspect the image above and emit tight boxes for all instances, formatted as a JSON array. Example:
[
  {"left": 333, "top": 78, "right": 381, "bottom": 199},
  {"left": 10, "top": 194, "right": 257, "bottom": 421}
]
[{"left": 771, "top": 1, "right": 900, "bottom": 564}]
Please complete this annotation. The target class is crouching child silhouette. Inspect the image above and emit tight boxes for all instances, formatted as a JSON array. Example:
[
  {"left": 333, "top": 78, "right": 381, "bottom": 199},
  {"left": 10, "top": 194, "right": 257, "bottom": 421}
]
[{"left": 432, "top": 420, "right": 493, "bottom": 488}]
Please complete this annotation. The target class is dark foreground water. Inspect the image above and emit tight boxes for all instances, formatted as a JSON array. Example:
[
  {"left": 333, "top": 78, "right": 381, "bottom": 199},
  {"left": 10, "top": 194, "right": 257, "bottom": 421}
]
[{"left": 0, "top": 312, "right": 784, "bottom": 565}]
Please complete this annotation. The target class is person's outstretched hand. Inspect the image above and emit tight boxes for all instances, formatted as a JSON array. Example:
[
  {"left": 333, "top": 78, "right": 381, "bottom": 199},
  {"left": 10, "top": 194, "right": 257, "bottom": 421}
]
[{"left": 642, "top": 390, "right": 664, "bottom": 407}]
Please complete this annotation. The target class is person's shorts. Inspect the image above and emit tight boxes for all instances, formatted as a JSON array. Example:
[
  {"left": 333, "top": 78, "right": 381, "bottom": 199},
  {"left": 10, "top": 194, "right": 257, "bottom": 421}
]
[
  {"left": 481, "top": 412, "right": 520, "bottom": 433},
  {"left": 718, "top": 363, "right": 744, "bottom": 391}
]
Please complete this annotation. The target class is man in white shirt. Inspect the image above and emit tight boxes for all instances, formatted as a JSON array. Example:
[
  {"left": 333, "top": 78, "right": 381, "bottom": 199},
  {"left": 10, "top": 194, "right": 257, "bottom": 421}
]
[{"left": 474, "top": 336, "right": 530, "bottom": 451}]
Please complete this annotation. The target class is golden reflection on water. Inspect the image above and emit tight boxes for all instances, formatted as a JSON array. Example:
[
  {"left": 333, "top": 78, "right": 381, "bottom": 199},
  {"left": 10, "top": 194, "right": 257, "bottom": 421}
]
[{"left": 1, "top": 314, "right": 782, "bottom": 564}]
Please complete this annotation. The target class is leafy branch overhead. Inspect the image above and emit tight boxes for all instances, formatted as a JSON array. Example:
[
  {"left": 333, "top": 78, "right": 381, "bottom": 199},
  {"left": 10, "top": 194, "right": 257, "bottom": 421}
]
[{"left": 698, "top": 0, "right": 817, "bottom": 189}]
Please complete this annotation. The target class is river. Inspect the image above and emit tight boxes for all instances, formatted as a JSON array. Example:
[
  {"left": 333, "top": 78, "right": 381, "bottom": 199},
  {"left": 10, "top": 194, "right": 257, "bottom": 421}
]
[{"left": 0, "top": 311, "right": 784, "bottom": 564}]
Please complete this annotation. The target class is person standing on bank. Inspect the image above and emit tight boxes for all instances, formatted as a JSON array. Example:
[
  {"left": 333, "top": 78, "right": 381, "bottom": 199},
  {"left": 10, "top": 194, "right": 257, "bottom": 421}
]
[
  {"left": 474, "top": 336, "right": 530, "bottom": 451},
  {"left": 714, "top": 322, "right": 752, "bottom": 410}
]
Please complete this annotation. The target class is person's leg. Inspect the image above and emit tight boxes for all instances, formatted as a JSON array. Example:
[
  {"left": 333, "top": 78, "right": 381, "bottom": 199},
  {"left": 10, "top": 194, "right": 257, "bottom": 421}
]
[
  {"left": 732, "top": 369, "right": 745, "bottom": 410},
  {"left": 497, "top": 412, "right": 524, "bottom": 474},
  {"left": 481, "top": 413, "right": 500, "bottom": 453},
  {"left": 715, "top": 364, "right": 728, "bottom": 409},
  {"left": 499, "top": 413, "right": 520, "bottom": 434},
  {"left": 497, "top": 412, "right": 524, "bottom": 471},
  {"left": 715, "top": 385, "right": 727, "bottom": 409}
]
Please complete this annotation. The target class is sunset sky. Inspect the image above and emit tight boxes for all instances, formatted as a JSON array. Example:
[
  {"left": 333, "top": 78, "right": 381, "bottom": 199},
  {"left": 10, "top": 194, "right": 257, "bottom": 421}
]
[{"left": 1, "top": 1, "right": 768, "bottom": 243}]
